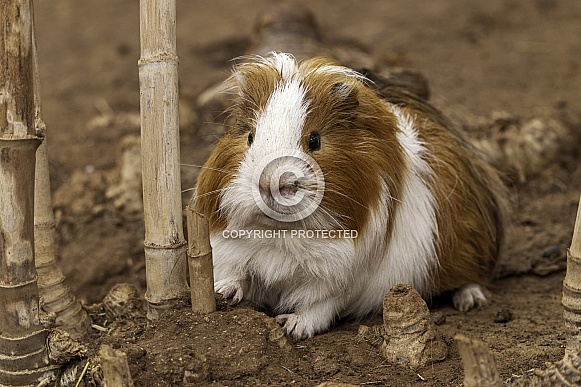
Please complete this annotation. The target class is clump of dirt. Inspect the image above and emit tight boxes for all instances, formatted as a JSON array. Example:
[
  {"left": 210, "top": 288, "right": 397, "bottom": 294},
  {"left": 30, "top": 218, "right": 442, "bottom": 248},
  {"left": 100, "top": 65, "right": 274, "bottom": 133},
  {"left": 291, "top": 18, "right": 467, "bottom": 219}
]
[{"left": 84, "top": 297, "right": 434, "bottom": 386}]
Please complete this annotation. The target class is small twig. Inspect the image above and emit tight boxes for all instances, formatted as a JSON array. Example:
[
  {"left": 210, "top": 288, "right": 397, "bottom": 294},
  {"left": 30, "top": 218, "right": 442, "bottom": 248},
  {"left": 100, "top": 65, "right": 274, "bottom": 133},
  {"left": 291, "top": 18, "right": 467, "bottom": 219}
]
[
  {"left": 74, "top": 361, "right": 90, "bottom": 387},
  {"left": 91, "top": 324, "right": 108, "bottom": 332},
  {"left": 281, "top": 366, "right": 294, "bottom": 374}
]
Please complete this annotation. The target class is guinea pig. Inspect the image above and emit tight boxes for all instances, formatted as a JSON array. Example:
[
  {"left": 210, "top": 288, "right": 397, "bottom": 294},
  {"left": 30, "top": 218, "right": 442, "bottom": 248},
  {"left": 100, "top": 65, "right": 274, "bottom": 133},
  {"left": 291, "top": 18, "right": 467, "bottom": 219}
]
[{"left": 194, "top": 52, "right": 507, "bottom": 340}]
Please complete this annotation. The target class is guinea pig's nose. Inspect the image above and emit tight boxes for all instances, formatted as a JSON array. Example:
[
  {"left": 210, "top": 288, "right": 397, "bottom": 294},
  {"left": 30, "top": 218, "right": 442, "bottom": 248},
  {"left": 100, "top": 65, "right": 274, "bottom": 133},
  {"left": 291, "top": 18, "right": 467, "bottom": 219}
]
[
  {"left": 258, "top": 173, "right": 299, "bottom": 199},
  {"left": 279, "top": 180, "right": 299, "bottom": 198},
  {"left": 278, "top": 172, "right": 299, "bottom": 198}
]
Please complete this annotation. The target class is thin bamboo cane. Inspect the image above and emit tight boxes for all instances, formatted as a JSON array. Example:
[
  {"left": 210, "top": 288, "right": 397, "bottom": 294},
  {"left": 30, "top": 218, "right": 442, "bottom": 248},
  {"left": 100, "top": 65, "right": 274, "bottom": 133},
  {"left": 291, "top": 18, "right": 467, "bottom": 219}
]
[
  {"left": 563, "top": 194, "right": 581, "bottom": 355},
  {"left": 186, "top": 207, "right": 216, "bottom": 313},
  {"left": 0, "top": 0, "right": 59, "bottom": 384},
  {"left": 31, "top": 16, "right": 91, "bottom": 339},
  {"left": 139, "top": 0, "right": 188, "bottom": 319}
]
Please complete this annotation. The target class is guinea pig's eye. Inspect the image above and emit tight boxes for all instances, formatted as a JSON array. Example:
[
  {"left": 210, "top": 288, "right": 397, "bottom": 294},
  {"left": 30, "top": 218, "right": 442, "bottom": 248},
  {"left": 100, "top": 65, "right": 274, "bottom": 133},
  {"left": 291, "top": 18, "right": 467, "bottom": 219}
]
[
  {"left": 247, "top": 131, "right": 254, "bottom": 146},
  {"left": 308, "top": 132, "right": 321, "bottom": 152}
]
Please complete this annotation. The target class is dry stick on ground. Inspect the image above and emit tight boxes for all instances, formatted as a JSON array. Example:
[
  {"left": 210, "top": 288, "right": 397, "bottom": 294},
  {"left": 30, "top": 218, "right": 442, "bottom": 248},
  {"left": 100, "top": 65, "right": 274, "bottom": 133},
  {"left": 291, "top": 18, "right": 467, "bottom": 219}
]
[
  {"left": 0, "top": 0, "right": 60, "bottom": 384},
  {"left": 455, "top": 334, "right": 502, "bottom": 387},
  {"left": 186, "top": 207, "right": 216, "bottom": 313},
  {"left": 31, "top": 18, "right": 91, "bottom": 339},
  {"left": 563, "top": 194, "right": 581, "bottom": 354},
  {"left": 139, "top": 0, "right": 188, "bottom": 319},
  {"left": 99, "top": 345, "right": 134, "bottom": 387}
]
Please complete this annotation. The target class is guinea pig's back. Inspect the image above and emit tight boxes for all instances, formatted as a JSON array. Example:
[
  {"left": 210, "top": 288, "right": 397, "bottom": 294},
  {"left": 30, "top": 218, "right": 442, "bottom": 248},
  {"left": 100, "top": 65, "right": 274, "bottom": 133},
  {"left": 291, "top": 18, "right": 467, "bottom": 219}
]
[{"left": 381, "top": 87, "right": 507, "bottom": 295}]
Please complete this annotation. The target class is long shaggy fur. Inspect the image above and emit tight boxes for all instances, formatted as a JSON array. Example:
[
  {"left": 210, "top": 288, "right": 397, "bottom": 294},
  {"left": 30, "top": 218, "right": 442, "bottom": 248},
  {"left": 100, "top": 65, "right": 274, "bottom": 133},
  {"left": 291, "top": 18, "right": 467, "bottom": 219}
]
[{"left": 194, "top": 52, "right": 507, "bottom": 340}]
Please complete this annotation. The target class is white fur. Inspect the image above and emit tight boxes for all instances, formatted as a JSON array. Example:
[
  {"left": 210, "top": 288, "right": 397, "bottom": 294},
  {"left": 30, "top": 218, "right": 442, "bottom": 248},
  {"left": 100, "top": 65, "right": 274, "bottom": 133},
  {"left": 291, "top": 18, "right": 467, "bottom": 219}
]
[
  {"left": 306, "top": 64, "right": 367, "bottom": 83},
  {"left": 221, "top": 54, "right": 309, "bottom": 229},
  {"left": 211, "top": 230, "right": 357, "bottom": 339},
  {"left": 385, "top": 105, "right": 438, "bottom": 295},
  {"left": 453, "top": 283, "right": 487, "bottom": 311},
  {"left": 252, "top": 77, "right": 307, "bottom": 154},
  {"left": 342, "top": 105, "right": 438, "bottom": 317}
]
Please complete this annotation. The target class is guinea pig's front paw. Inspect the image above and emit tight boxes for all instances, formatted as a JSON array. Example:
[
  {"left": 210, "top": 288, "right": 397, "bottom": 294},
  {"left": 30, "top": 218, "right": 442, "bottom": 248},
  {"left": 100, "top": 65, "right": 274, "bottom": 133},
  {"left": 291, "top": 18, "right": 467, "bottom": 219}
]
[
  {"left": 452, "top": 283, "right": 487, "bottom": 312},
  {"left": 275, "top": 313, "right": 316, "bottom": 341},
  {"left": 214, "top": 278, "right": 248, "bottom": 305}
]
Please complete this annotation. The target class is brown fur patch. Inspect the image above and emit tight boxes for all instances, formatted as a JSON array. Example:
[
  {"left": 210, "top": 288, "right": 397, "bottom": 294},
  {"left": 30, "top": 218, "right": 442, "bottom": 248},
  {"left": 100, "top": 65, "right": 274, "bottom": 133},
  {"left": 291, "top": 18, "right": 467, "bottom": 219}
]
[
  {"left": 194, "top": 130, "right": 246, "bottom": 232},
  {"left": 297, "top": 58, "right": 406, "bottom": 237}
]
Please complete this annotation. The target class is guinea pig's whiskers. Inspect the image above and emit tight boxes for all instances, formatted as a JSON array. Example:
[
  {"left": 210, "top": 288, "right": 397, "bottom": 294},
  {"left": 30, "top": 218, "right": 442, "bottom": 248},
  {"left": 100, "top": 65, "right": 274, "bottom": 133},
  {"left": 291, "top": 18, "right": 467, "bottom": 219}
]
[
  {"left": 315, "top": 205, "right": 348, "bottom": 230},
  {"left": 194, "top": 187, "right": 227, "bottom": 199},
  {"left": 201, "top": 118, "right": 228, "bottom": 126},
  {"left": 181, "top": 163, "right": 235, "bottom": 177},
  {"left": 323, "top": 185, "right": 373, "bottom": 211}
]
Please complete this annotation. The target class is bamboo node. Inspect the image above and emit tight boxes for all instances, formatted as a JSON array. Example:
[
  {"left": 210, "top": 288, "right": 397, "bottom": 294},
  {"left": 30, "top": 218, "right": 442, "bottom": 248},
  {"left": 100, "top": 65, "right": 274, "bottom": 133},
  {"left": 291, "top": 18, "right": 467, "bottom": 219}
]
[
  {"left": 34, "top": 120, "right": 46, "bottom": 138},
  {"left": 0, "top": 134, "right": 41, "bottom": 142},
  {"left": 0, "top": 275, "right": 38, "bottom": 289},
  {"left": 137, "top": 53, "right": 179, "bottom": 66},
  {"left": 143, "top": 240, "right": 187, "bottom": 250}
]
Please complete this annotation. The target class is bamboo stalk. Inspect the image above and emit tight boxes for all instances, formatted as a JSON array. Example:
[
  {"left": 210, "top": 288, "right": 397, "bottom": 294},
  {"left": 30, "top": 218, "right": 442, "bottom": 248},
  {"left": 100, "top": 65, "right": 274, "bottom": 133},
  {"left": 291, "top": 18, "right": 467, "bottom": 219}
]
[
  {"left": 455, "top": 334, "right": 502, "bottom": 387},
  {"left": 31, "top": 13, "right": 91, "bottom": 339},
  {"left": 99, "top": 345, "right": 134, "bottom": 387},
  {"left": 186, "top": 207, "right": 216, "bottom": 313},
  {"left": 139, "top": 0, "right": 188, "bottom": 319},
  {"left": 0, "top": 0, "right": 59, "bottom": 384},
  {"left": 562, "top": 194, "right": 581, "bottom": 355}
]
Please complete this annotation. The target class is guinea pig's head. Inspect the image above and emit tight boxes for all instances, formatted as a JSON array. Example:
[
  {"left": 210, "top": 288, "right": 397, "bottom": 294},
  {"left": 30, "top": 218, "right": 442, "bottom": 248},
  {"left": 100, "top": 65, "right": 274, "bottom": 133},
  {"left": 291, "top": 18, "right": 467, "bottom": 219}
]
[{"left": 195, "top": 52, "right": 405, "bottom": 234}]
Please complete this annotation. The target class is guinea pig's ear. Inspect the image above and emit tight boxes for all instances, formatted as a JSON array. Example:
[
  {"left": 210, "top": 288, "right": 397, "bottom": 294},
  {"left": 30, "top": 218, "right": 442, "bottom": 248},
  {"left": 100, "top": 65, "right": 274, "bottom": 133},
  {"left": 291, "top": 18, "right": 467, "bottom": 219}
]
[
  {"left": 225, "top": 70, "right": 245, "bottom": 97},
  {"left": 331, "top": 82, "right": 359, "bottom": 122}
]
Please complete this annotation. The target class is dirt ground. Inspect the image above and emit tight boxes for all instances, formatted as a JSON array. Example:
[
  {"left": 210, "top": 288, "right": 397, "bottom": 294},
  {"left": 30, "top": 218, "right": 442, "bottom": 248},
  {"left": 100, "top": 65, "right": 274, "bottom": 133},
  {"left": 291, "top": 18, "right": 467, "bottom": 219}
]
[{"left": 32, "top": 0, "right": 581, "bottom": 385}]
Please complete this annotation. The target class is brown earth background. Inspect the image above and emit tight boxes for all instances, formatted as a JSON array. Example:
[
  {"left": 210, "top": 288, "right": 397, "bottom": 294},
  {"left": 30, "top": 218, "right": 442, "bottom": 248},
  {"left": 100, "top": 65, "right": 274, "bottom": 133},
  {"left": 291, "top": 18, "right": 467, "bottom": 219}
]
[{"left": 32, "top": 0, "right": 581, "bottom": 385}]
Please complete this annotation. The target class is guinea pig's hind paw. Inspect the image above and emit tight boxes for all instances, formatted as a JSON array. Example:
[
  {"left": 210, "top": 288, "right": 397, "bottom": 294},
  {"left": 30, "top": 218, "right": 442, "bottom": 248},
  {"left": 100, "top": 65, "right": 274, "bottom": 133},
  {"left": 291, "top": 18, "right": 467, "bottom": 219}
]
[
  {"left": 214, "top": 279, "right": 245, "bottom": 305},
  {"left": 452, "top": 284, "right": 487, "bottom": 312},
  {"left": 275, "top": 314, "right": 314, "bottom": 341}
]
